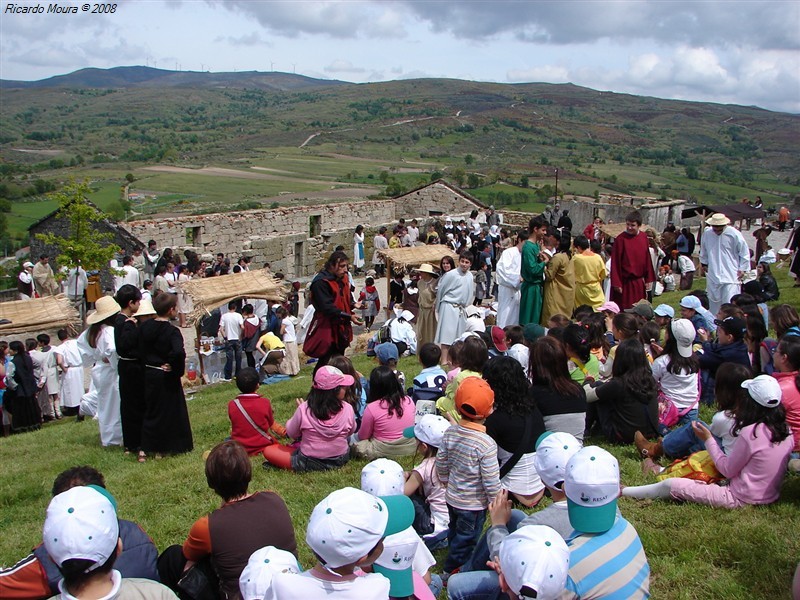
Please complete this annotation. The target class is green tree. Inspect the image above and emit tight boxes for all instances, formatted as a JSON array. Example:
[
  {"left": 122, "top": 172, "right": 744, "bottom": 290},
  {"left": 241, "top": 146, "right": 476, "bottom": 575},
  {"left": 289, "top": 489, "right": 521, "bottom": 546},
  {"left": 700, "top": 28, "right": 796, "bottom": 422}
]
[
  {"left": 125, "top": 173, "right": 135, "bottom": 183},
  {"left": 430, "top": 171, "right": 443, "bottom": 182},
  {"left": 35, "top": 179, "right": 117, "bottom": 272},
  {"left": 520, "top": 175, "right": 529, "bottom": 188},
  {"left": 467, "top": 173, "right": 482, "bottom": 188},
  {"left": 452, "top": 168, "right": 466, "bottom": 187},
  {"left": 464, "top": 154, "right": 474, "bottom": 166}
]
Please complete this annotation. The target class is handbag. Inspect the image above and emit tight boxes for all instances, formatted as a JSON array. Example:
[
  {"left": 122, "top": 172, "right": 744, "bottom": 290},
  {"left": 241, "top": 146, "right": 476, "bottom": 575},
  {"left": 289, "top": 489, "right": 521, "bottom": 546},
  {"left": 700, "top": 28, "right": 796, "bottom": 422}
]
[
  {"left": 176, "top": 557, "right": 220, "bottom": 600},
  {"left": 302, "top": 313, "right": 334, "bottom": 358}
]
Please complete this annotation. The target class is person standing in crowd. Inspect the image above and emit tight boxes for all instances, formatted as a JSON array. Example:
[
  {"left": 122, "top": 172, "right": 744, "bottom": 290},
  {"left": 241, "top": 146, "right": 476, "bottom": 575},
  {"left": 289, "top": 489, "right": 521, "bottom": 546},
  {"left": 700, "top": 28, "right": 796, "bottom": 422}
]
[
  {"left": 415, "top": 263, "right": 439, "bottom": 349},
  {"left": 113, "top": 284, "right": 143, "bottom": 457},
  {"left": 308, "top": 251, "right": 362, "bottom": 370},
  {"left": 78, "top": 296, "right": 123, "bottom": 446},
  {"left": 520, "top": 216, "right": 549, "bottom": 326},
  {"left": 541, "top": 229, "right": 575, "bottom": 325},
  {"left": 131, "top": 246, "right": 146, "bottom": 285},
  {"left": 373, "top": 226, "right": 388, "bottom": 278},
  {"left": 54, "top": 329, "right": 84, "bottom": 419},
  {"left": 786, "top": 219, "right": 800, "bottom": 287},
  {"left": 495, "top": 229, "right": 524, "bottom": 328},
  {"left": 143, "top": 240, "right": 160, "bottom": 282},
  {"left": 138, "top": 293, "right": 193, "bottom": 457},
  {"left": 220, "top": 301, "right": 244, "bottom": 382},
  {"left": 33, "top": 255, "right": 58, "bottom": 297},
  {"left": 699, "top": 213, "right": 750, "bottom": 314},
  {"left": 610, "top": 211, "right": 655, "bottom": 309},
  {"left": 17, "top": 261, "right": 34, "bottom": 300},
  {"left": 5, "top": 340, "right": 40, "bottom": 433},
  {"left": 777, "top": 206, "right": 791, "bottom": 232},
  {"left": 435, "top": 252, "right": 475, "bottom": 366},
  {"left": 353, "top": 225, "right": 366, "bottom": 275},
  {"left": 572, "top": 234, "right": 607, "bottom": 311}
]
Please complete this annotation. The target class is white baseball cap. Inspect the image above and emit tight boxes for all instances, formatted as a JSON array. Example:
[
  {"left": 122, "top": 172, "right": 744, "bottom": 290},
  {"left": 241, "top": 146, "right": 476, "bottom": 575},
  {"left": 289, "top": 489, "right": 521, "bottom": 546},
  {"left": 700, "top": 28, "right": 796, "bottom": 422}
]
[
  {"left": 742, "top": 375, "right": 782, "bottom": 408},
  {"left": 305, "top": 487, "right": 413, "bottom": 568},
  {"left": 361, "top": 459, "right": 405, "bottom": 497},
  {"left": 499, "top": 525, "right": 570, "bottom": 600},
  {"left": 403, "top": 414, "right": 451, "bottom": 448},
  {"left": 653, "top": 304, "right": 675, "bottom": 318},
  {"left": 670, "top": 319, "right": 696, "bottom": 358},
  {"left": 373, "top": 526, "right": 419, "bottom": 598},
  {"left": 563, "top": 446, "right": 620, "bottom": 534},
  {"left": 239, "top": 546, "right": 300, "bottom": 600},
  {"left": 400, "top": 310, "right": 416, "bottom": 322},
  {"left": 43, "top": 486, "right": 119, "bottom": 572},
  {"left": 533, "top": 432, "right": 582, "bottom": 490}
]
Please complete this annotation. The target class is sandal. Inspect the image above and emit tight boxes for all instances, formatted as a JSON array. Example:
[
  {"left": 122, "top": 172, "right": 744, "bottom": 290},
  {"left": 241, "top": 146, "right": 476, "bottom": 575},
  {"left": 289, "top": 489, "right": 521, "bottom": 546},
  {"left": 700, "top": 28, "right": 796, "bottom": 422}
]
[{"left": 138, "top": 451, "right": 147, "bottom": 463}]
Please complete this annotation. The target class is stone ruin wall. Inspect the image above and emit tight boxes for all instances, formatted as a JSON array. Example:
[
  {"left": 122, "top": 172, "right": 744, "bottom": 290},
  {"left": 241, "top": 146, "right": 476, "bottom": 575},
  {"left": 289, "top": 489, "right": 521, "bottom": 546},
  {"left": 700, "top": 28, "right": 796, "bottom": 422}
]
[{"left": 125, "top": 184, "right": 485, "bottom": 277}]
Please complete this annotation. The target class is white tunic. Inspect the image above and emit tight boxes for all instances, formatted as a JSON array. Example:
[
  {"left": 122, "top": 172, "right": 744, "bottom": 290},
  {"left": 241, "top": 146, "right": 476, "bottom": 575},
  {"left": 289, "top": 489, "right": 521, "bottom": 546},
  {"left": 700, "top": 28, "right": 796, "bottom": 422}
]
[
  {"left": 78, "top": 326, "right": 122, "bottom": 446},
  {"left": 699, "top": 226, "right": 750, "bottom": 286},
  {"left": 55, "top": 339, "right": 85, "bottom": 409},
  {"left": 495, "top": 245, "right": 522, "bottom": 328},
  {"left": 434, "top": 267, "right": 474, "bottom": 345}
]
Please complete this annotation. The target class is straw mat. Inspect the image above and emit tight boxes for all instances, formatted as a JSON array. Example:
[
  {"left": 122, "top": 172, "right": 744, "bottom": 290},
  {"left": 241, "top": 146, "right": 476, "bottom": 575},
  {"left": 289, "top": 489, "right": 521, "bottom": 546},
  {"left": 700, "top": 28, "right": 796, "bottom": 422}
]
[
  {"left": 0, "top": 295, "right": 80, "bottom": 335},
  {"left": 180, "top": 269, "right": 286, "bottom": 323},
  {"left": 377, "top": 246, "right": 458, "bottom": 270}
]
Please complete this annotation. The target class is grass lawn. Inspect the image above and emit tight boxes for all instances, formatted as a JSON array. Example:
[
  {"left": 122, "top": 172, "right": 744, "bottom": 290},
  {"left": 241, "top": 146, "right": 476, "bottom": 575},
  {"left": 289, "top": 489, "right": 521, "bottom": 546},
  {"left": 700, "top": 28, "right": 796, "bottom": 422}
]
[{"left": 1, "top": 273, "right": 799, "bottom": 598}]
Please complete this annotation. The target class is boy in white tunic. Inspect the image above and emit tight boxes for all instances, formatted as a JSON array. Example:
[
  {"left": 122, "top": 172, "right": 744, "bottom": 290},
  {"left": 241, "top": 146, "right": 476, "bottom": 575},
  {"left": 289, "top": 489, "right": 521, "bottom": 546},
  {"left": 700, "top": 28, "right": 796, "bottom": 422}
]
[{"left": 699, "top": 213, "right": 750, "bottom": 315}]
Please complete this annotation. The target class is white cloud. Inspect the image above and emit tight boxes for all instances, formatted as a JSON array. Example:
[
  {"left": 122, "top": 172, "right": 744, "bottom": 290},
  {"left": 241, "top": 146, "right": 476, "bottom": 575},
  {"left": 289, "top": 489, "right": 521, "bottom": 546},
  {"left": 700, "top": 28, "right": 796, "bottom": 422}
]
[
  {"left": 507, "top": 65, "right": 570, "bottom": 84},
  {"left": 324, "top": 60, "right": 366, "bottom": 74}
]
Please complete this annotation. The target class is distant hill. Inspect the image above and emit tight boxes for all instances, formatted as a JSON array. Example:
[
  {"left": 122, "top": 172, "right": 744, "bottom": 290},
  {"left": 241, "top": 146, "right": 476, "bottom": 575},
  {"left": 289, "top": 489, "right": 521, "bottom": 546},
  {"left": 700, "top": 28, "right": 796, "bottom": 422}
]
[{"left": 0, "top": 65, "right": 349, "bottom": 91}]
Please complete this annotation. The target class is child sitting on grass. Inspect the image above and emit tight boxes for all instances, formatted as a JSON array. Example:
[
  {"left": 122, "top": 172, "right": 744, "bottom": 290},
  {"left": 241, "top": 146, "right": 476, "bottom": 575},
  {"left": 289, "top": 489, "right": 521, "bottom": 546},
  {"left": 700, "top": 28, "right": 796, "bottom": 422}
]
[
  {"left": 624, "top": 374, "right": 794, "bottom": 507},
  {"left": 437, "top": 335, "right": 488, "bottom": 423},
  {"left": 228, "top": 367, "right": 286, "bottom": 455},
  {"left": 403, "top": 414, "right": 451, "bottom": 550},
  {"left": 261, "top": 366, "right": 356, "bottom": 471},
  {"left": 437, "top": 377, "right": 501, "bottom": 576},
  {"left": 351, "top": 366, "right": 416, "bottom": 460},
  {"left": 411, "top": 343, "right": 447, "bottom": 402},
  {"left": 270, "top": 487, "right": 414, "bottom": 599}
]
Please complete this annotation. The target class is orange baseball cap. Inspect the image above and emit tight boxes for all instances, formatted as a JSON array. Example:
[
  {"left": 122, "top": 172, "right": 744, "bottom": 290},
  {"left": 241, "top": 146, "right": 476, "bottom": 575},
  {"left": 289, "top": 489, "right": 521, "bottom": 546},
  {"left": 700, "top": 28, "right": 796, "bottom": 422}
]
[{"left": 455, "top": 376, "right": 495, "bottom": 419}]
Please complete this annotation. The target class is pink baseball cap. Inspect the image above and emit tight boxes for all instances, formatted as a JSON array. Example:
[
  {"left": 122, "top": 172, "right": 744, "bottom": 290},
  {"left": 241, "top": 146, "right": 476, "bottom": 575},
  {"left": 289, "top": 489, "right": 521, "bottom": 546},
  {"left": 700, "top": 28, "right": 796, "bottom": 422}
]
[
  {"left": 312, "top": 365, "right": 355, "bottom": 390},
  {"left": 599, "top": 301, "right": 620, "bottom": 314}
]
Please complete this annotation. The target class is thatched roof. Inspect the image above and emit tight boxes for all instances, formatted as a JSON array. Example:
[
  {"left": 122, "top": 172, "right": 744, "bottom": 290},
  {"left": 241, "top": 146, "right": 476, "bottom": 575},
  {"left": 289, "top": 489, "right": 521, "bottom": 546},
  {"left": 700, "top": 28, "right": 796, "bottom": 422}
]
[
  {"left": 0, "top": 295, "right": 81, "bottom": 336},
  {"left": 377, "top": 245, "right": 458, "bottom": 270},
  {"left": 179, "top": 269, "right": 286, "bottom": 324}
]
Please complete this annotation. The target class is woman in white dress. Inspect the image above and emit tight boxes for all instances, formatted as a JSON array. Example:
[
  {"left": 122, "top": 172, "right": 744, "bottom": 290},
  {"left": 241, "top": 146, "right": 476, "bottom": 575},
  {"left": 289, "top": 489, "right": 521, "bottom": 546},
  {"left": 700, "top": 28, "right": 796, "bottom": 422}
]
[
  {"left": 77, "top": 296, "right": 123, "bottom": 446},
  {"left": 353, "top": 225, "right": 365, "bottom": 275},
  {"left": 176, "top": 264, "right": 193, "bottom": 328}
]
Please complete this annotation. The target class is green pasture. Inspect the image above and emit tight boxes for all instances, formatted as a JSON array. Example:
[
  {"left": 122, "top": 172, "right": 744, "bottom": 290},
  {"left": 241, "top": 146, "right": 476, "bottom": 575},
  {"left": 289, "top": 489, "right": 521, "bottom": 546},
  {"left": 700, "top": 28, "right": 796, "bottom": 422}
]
[{"left": 2, "top": 272, "right": 799, "bottom": 598}]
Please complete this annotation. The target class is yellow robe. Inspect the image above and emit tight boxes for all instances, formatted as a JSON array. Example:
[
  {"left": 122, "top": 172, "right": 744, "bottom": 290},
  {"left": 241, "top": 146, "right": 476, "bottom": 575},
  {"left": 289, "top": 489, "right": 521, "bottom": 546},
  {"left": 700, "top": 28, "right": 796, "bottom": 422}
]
[
  {"left": 541, "top": 252, "right": 575, "bottom": 324},
  {"left": 573, "top": 251, "right": 607, "bottom": 310}
]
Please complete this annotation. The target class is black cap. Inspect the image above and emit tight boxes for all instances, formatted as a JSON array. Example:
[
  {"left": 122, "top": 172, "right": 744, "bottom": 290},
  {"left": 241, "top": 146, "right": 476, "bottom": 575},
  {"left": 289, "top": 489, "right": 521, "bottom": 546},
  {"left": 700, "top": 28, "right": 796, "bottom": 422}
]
[{"left": 714, "top": 316, "right": 747, "bottom": 340}]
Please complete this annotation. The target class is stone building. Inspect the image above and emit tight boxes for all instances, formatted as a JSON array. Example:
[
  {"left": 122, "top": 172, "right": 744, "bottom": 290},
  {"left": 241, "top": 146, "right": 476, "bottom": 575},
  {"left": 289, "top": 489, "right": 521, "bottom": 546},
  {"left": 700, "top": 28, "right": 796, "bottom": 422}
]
[{"left": 125, "top": 180, "right": 486, "bottom": 277}]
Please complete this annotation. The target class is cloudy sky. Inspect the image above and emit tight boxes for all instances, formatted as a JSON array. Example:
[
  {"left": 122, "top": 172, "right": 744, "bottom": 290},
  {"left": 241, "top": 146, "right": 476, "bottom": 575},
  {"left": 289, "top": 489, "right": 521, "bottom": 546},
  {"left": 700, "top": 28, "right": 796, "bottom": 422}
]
[{"left": 2, "top": 0, "right": 799, "bottom": 113}]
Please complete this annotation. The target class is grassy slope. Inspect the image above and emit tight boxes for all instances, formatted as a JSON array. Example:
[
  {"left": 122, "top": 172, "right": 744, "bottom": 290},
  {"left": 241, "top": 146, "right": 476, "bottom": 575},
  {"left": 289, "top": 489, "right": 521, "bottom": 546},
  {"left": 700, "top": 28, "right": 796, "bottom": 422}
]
[{"left": 1, "top": 274, "right": 800, "bottom": 598}]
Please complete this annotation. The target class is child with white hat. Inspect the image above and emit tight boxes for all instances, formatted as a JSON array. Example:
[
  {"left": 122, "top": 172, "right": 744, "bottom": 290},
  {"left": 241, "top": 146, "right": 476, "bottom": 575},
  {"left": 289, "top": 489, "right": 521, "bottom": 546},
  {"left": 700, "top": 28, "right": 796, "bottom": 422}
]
[
  {"left": 624, "top": 374, "right": 794, "bottom": 508},
  {"left": 43, "top": 486, "right": 174, "bottom": 600},
  {"left": 270, "top": 487, "right": 413, "bottom": 600},
  {"left": 360, "top": 459, "right": 440, "bottom": 599},
  {"left": 563, "top": 446, "right": 650, "bottom": 598},
  {"left": 238, "top": 546, "right": 301, "bottom": 600},
  {"left": 402, "top": 414, "right": 451, "bottom": 549}
]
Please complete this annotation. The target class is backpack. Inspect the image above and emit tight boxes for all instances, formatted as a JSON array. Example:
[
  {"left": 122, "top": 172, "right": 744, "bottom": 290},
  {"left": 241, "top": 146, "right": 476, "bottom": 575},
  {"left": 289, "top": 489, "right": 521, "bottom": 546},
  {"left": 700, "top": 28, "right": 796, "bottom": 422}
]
[
  {"left": 366, "top": 319, "right": 394, "bottom": 356},
  {"left": 656, "top": 450, "right": 723, "bottom": 485}
]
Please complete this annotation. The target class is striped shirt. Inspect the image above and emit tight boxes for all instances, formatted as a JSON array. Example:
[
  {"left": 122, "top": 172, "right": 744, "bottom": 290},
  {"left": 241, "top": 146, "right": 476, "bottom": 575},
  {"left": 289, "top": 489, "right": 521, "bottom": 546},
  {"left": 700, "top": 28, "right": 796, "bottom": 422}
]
[
  {"left": 436, "top": 422, "right": 501, "bottom": 510},
  {"left": 561, "top": 516, "right": 650, "bottom": 599}
]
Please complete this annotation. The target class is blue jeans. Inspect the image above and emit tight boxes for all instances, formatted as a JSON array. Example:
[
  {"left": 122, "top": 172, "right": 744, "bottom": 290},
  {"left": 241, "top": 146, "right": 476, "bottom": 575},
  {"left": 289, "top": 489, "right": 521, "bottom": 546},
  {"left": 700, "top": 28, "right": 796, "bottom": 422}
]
[
  {"left": 662, "top": 419, "right": 720, "bottom": 459},
  {"left": 461, "top": 510, "right": 526, "bottom": 573},
  {"left": 224, "top": 340, "right": 242, "bottom": 380},
  {"left": 444, "top": 505, "right": 486, "bottom": 573},
  {"left": 447, "top": 570, "right": 508, "bottom": 600}
]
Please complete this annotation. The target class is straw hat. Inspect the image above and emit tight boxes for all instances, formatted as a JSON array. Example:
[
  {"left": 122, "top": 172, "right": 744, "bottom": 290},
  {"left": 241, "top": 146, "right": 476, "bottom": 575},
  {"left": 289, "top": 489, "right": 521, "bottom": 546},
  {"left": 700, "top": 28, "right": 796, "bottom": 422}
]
[
  {"left": 414, "top": 263, "right": 439, "bottom": 278},
  {"left": 136, "top": 298, "right": 156, "bottom": 317},
  {"left": 707, "top": 213, "right": 730, "bottom": 226},
  {"left": 86, "top": 296, "right": 121, "bottom": 325}
]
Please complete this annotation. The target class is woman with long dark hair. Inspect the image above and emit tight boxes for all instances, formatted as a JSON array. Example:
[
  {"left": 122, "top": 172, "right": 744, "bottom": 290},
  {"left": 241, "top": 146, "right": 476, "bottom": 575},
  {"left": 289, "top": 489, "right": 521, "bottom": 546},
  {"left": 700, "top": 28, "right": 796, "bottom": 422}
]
[
  {"left": 530, "top": 337, "right": 587, "bottom": 441},
  {"left": 651, "top": 318, "right": 701, "bottom": 423},
  {"left": 773, "top": 335, "right": 800, "bottom": 453},
  {"left": 586, "top": 337, "right": 659, "bottom": 443},
  {"left": 5, "top": 340, "right": 39, "bottom": 432},
  {"left": 351, "top": 365, "right": 416, "bottom": 459},
  {"left": 484, "top": 356, "right": 546, "bottom": 506}
]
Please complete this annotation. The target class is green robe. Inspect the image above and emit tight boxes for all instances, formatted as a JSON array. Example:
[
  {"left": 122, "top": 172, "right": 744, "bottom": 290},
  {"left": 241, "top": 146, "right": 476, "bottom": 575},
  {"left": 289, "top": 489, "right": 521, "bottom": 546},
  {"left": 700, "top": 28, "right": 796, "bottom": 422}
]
[{"left": 520, "top": 240, "right": 545, "bottom": 325}]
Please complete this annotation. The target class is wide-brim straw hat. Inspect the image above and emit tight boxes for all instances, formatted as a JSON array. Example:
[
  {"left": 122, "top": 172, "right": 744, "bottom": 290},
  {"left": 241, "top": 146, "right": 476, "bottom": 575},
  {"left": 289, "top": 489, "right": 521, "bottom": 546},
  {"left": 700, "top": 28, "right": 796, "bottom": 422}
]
[
  {"left": 86, "top": 296, "right": 121, "bottom": 324},
  {"left": 414, "top": 263, "right": 439, "bottom": 278},
  {"left": 136, "top": 298, "right": 156, "bottom": 317},
  {"left": 707, "top": 213, "right": 731, "bottom": 226}
]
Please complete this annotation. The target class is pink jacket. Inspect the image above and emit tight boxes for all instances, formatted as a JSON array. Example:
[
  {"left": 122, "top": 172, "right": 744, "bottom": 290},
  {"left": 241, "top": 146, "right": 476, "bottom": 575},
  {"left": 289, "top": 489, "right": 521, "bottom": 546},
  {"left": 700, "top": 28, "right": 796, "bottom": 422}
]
[
  {"left": 705, "top": 422, "right": 794, "bottom": 505},
  {"left": 773, "top": 370, "right": 800, "bottom": 451},
  {"left": 357, "top": 396, "right": 415, "bottom": 442},
  {"left": 286, "top": 401, "right": 355, "bottom": 459}
]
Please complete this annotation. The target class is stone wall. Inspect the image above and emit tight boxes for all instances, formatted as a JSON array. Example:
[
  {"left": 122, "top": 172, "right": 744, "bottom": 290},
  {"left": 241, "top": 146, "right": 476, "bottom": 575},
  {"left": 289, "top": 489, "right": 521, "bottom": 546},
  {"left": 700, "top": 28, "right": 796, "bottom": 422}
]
[{"left": 394, "top": 181, "right": 484, "bottom": 220}]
